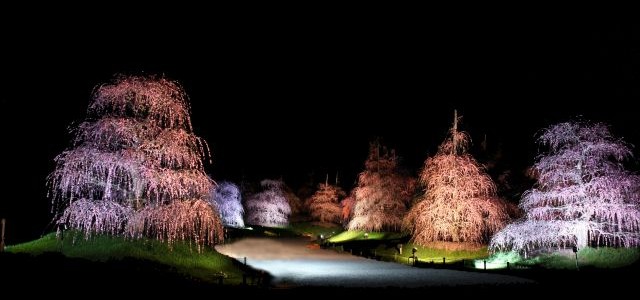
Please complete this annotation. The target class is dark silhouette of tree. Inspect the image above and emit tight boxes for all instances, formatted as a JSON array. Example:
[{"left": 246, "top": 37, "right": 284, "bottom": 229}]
[
  {"left": 341, "top": 193, "right": 356, "bottom": 226},
  {"left": 284, "top": 184, "right": 304, "bottom": 218}
]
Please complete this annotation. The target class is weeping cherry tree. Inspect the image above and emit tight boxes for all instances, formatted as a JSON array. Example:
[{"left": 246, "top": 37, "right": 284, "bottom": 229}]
[
  {"left": 404, "top": 110, "right": 509, "bottom": 247},
  {"left": 348, "top": 141, "right": 416, "bottom": 232},
  {"left": 212, "top": 181, "right": 244, "bottom": 228},
  {"left": 50, "top": 75, "right": 223, "bottom": 250},
  {"left": 307, "top": 177, "right": 346, "bottom": 224},
  {"left": 491, "top": 121, "right": 640, "bottom": 254},
  {"left": 245, "top": 179, "right": 291, "bottom": 227}
]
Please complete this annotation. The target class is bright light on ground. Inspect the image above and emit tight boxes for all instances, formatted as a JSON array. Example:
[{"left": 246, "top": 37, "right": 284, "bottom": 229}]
[
  {"left": 474, "top": 259, "right": 508, "bottom": 270},
  {"left": 216, "top": 237, "right": 532, "bottom": 288},
  {"left": 475, "top": 251, "right": 522, "bottom": 269}
]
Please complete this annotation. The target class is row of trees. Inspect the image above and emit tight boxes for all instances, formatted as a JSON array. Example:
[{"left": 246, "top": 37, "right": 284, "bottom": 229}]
[
  {"left": 50, "top": 75, "right": 640, "bottom": 255},
  {"left": 349, "top": 113, "right": 640, "bottom": 253},
  {"left": 212, "top": 178, "right": 346, "bottom": 228},
  {"left": 212, "top": 113, "right": 640, "bottom": 255}
]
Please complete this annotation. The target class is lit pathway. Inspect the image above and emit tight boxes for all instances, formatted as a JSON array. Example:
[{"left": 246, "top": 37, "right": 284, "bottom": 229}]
[{"left": 215, "top": 237, "right": 533, "bottom": 288}]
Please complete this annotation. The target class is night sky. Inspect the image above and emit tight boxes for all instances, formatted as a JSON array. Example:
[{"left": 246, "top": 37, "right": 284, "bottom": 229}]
[{"left": 2, "top": 19, "right": 638, "bottom": 244}]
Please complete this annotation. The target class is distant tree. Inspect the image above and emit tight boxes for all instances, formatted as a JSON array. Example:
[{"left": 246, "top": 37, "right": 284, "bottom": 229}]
[
  {"left": 404, "top": 111, "right": 509, "bottom": 246},
  {"left": 307, "top": 181, "right": 346, "bottom": 224},
  {"left": 491, "top": 121, "right": 640, "bottom": 254},
  {"left": 348, "top": 141, "right": 416, "bottom": 232},
  {"left": 245, "top": 179, "right": 291, "bottom": 227},
  {"left": 340, "top": 193, "right": 356, "bottom": 226},
  {"left": 50, "top": 75, "right": 223, "bottom": 249},
  {"left": 212, "top": 182, "right": 244, "bottom": 228},
  {"left": 283, "top": 184, "right": 304, "bottom": 217},
  {"left": 296, "top": 172, "right": 317, "bottom": 202}
]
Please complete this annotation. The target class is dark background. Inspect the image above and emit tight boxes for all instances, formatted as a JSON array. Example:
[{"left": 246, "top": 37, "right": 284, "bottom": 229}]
[{"left": 1, "top": 18, "right": 638, "bottom": 244}]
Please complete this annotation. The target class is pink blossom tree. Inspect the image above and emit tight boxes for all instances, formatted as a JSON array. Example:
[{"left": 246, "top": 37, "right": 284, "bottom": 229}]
[
  {"left": 50, "top": 75, "right": 223, "bottom": 249},
  {"left": 347, "top": 141, "right": 416, "bottom": 232},
  {"left": 340, "top": 193, "right": 356, "bottom": 226},
  {"left": 245, "top": 179, "right": 291, "bottom": 227},
  {"left": 212, "top": 181, "right": 244, "bottom": 228},
  {"left": 491, "top": 121, "right": 640, "bottom": 254},
  {"left": 307, "top": 181, "right": 346, "bottom": 224},
  {"left": 404, "top": 111, "right": 510, "bottom": 247}
]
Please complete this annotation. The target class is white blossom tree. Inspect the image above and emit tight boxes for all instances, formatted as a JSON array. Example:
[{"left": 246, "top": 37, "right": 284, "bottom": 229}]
[
  {"left": 50, "top": 75, "right": 223, "bottom": 250},
  {"left": 404, "top": 111, "right": 510, "bottom": 246},
  {"left": 245, "top": 179, "right": 291, "bottom": 227},
  {"left": 347, "top": 141, "right": 416, "bottom": 232},
  {"left": 491, "top": 121, "right": 640, "bottom": 254},
  {"left": 212, "top": 181, "right": 244, "bottom": 228},
  {"left": 307, "top": 182, "right": 346, "bottom": 224}
]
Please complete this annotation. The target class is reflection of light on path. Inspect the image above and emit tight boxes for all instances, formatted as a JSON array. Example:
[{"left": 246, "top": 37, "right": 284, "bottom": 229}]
[
  {"left": 474, "top": 259, "right": 508, "bottom": 270},
  {"left": 216, "top": 237, "right": 533, "bottom": 288},
  {"left": 216, "top": 237, "right": 355, "bottom": 260}
]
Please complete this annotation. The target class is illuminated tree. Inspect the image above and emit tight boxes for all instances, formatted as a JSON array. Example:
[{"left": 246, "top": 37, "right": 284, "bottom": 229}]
[
  {"left": 404, "top": 111, "right": 509, "bottom": 246},
  {"left": 348, "top": 141, "right": 416, "bottom": 232},
  {"left": 491, "top": 121, "right": 640, "bottom": 253},
  {"left": 307, "top": 182, "right": 346, "bottom": 224},
  {"left": 212, "top": 181, "right": 244, "bottom": 228},
  {"left": 340, "top": 193, "right": 355, "bottom": 226},
  {"left": 50, "top": 75, "right": 223, "bottom": 249},
  {"left": 245, "top": 179, "right": 291, "bottom": 227}
]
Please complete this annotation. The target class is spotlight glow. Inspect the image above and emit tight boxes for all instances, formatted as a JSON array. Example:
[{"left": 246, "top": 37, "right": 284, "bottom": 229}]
[{"left": 216, "top": 237, "right": 532, "bottom": 287}]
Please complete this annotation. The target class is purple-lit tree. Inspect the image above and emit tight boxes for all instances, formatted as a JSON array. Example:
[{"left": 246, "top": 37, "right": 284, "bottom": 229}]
[
  {"left": 307, "top": 182, "right": 346, "bottom": 224},
  {"left": 491, "top": 121, "right": 640, "bottom": 254},
  {"left": 404, "top": 111, "right": 509, "bottom": 247},
  {"left": 212, "top": 182, "right": 244, "bottom": 228},
  {"left": 348, "top": 141, "right": 416, "bottom": 232},
  {"left": 245, "top": 179, "right": 291, "bottom": 227},
  {"left": 50, "top": 75, "right": 223, "bottom": 249}
]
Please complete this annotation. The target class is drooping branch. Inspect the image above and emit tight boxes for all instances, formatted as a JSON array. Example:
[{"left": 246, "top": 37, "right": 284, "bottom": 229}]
[
  {"left": 405, "top": 111, "right": 510, "bottom": 246},
  {"left": 245, "top": 179, "right": 291, "bottom": 227},
  {"left": 491, "top": 120, "right": 640, "bottom": 253},
  {"left": 50, "top": 75, "right": 222, "bottom": 249},
  {"left": 212, "top": 182, "right": 245, "bottom": 228},
  {"left": 348, "top": 141, "right": 416, "bottom": 232},
  {"left": 307, "top": 183, "right": 346, "bottom": 224},
  {"left": 127, "top": 199, "right": 223, "bottom": 252}
]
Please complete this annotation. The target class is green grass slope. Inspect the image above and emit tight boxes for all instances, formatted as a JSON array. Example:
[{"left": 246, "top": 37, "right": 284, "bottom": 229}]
[{"left": 7, "top": 232, "right": 244, "bottom": 284}]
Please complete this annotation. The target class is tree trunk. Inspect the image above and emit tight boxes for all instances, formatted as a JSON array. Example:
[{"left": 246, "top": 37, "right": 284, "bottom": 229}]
[{"left": 1, "top": 218, "right": 5, "bottom": 252}]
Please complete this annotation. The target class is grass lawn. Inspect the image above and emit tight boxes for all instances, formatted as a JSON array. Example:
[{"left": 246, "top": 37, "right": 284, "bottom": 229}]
[
  {"left": 482, "top": 247, "right": 640, "bottom": 270},
  {"left": 287, "top": 222, "right": 343, "bottom": 239},
  {"left": 529, "top": 247, "right": 640, "bottom": 269},
  {"left": 327, "top": 230, "right": 406, "bottom": 243},
  {"left": 7, "top": 232, "right": 245, "bottom": 284},
  {"left": 234, "top": 222, "right": 344, "bottom": 240},
  {"left": 374, "top": 242, "right": 489, "bottom": 265},
  {"left": 327, "top": 230, "right": 487, "bottom": 266}
]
